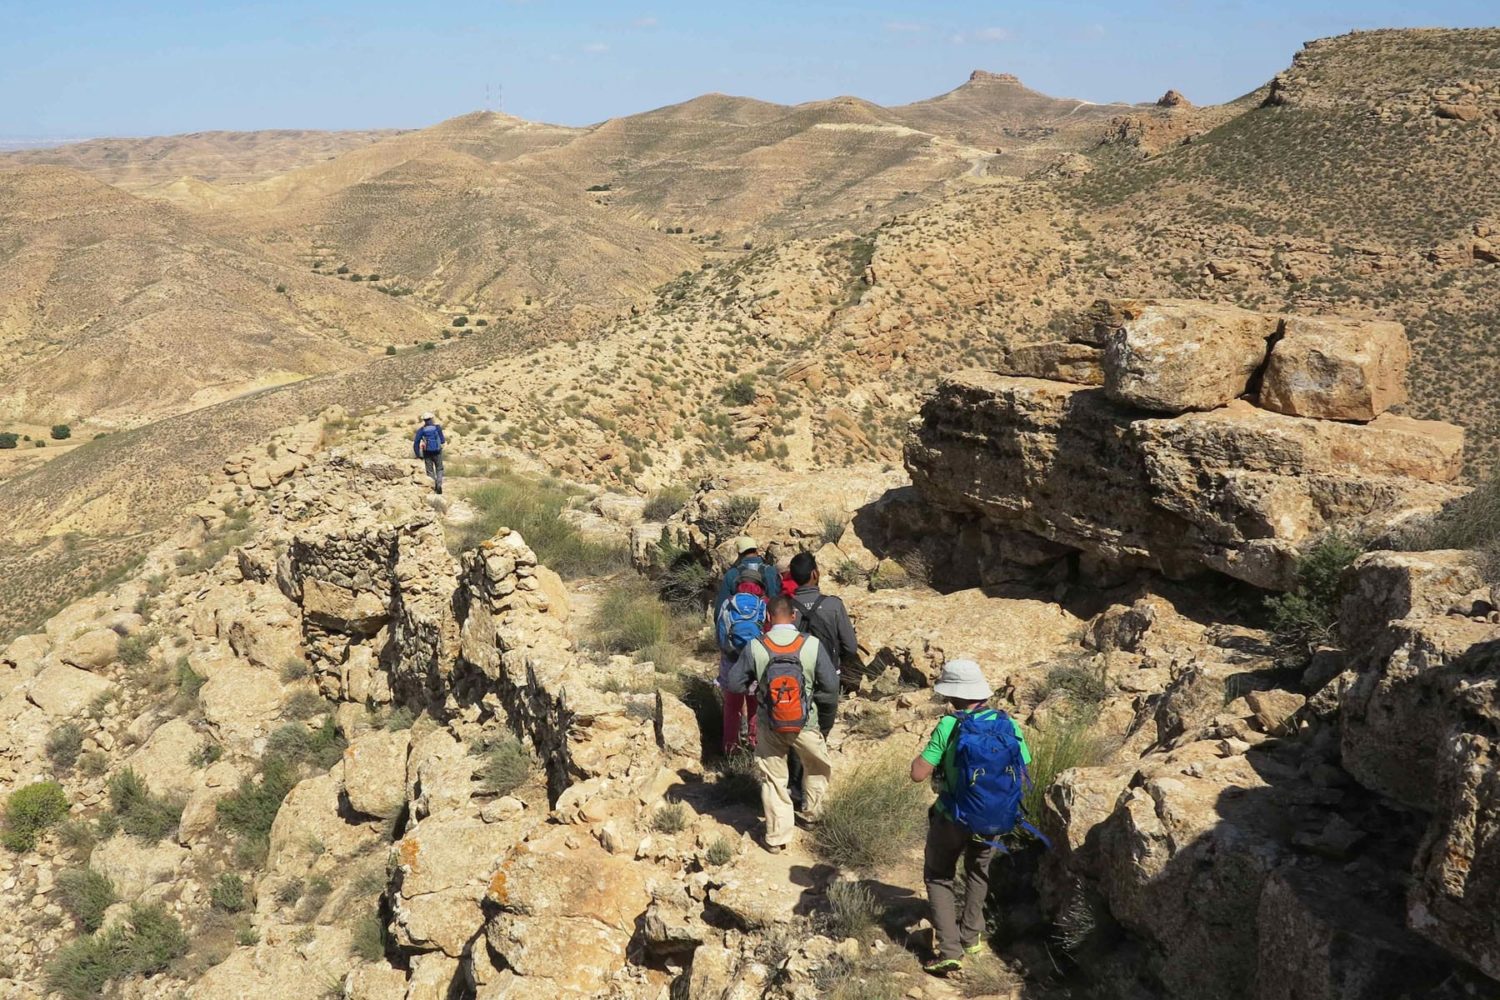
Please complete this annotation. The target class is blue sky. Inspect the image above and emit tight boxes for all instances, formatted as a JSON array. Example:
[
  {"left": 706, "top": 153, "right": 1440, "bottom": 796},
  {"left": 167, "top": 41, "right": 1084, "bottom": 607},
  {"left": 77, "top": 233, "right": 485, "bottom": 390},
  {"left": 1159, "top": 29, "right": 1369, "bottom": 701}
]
[{"left": 1, "top": 0, "right": 1495, "bottom": 138}]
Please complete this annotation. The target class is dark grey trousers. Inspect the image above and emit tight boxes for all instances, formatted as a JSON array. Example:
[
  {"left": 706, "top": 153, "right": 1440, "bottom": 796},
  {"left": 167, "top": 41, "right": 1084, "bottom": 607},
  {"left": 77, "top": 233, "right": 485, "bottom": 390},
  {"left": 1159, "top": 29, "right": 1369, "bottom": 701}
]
[
  {"left": 924, "top": 807, "right": 995, "bottom": 960},
  {"left": 423, "top": 452, "right": 444, "bottom": 492}
]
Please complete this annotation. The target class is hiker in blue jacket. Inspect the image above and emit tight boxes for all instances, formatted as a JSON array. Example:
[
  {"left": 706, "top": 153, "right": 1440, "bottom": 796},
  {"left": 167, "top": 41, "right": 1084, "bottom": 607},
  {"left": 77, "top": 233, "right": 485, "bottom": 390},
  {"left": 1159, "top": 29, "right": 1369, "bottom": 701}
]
[
  {"left": 412, "top": 412, "right": 446, "bottom": 494},
  {"left": 910, "top": 659, "right": 1033, "bottom": 976},
  {"left": 713, "top": 537, "right": 780, "bottom": 619}
]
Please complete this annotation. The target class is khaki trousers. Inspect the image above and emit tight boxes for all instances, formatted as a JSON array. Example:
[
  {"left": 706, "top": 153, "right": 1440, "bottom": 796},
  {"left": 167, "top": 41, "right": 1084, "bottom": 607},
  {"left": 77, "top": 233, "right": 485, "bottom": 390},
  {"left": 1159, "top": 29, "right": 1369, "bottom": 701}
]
[{"left": 753, "top": 719, "right": 832, "bottom": 847}]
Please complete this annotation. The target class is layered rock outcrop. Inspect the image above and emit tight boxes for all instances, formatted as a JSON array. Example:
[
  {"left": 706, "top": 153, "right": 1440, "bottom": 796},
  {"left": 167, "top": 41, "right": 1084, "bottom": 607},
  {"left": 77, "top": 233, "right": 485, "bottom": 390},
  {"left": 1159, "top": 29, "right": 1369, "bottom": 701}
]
[{"left": 907, "top": 300, "right": 1464, "bottom": 590}]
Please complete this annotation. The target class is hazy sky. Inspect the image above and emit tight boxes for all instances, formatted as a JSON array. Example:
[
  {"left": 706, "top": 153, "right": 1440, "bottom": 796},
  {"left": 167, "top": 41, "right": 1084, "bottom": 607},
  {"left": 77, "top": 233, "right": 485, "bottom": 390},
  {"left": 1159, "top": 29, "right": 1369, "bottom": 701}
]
[{"left": 2, "top": 0, "right": 1495, "bottom": 138}]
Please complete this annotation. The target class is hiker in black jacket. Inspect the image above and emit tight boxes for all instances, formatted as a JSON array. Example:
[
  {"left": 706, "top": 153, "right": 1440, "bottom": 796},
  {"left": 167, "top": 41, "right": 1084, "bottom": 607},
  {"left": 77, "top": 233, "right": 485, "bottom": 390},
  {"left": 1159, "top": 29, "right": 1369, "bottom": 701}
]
[{"left": 786, "top": 551, "right": 864, "bottom": 810}]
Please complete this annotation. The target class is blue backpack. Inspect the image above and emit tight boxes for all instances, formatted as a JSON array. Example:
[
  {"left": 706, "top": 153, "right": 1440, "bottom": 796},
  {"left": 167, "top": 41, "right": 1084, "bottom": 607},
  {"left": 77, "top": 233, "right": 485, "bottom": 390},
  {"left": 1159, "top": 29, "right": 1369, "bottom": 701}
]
[
  {"left": 414, "top": 424, "right": 444, "bottom": 456},
  {"left": 716, "top": 593, "right": 766, "bottom": 656},
  {"left": 940, "top": 710, "right": 1049, "bottom": 851}
]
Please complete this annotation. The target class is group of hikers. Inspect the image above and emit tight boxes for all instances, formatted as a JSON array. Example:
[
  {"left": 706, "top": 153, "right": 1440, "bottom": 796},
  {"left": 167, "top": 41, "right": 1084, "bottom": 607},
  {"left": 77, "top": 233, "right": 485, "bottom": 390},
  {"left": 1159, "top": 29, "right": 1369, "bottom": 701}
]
[
  {"left": 415, "top": 415, "right": 1034, "bottom": 976},
  {"left": 712, "top": 537, "right": 1036, "bottom": 977}
]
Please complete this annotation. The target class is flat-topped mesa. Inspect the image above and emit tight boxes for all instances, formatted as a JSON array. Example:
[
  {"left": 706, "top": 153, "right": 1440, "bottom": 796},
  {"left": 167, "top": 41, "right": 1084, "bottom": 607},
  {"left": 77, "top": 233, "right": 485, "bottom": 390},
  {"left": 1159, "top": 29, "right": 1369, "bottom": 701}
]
[{"left": 909, "top": 300, "right": 1465, "bottom": 590}]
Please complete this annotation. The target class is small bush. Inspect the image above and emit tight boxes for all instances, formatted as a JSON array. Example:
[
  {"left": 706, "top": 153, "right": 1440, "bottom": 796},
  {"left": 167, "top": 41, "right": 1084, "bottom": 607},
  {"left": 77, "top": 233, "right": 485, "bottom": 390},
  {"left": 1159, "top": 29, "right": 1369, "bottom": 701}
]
[
  {"left": 107, "top": 770, "right": 182, "bottom": 841},
  {"left": 280, "top": 658, "right": 311, "bottom": 682},
  {"left": 57, "top": 869, "right": 117, "bottom": 932},
  {"left": 813, "top": 753, "right": 926, "bottom": 871},
  {"left": 1265, "top": 532, "right": 1363, "bottom": 649},
  {"left": 651, "top": 802, "right": 689, "bottom": 834},
  {"left": 189, "top": 741, "right": 222, "bottom": 767},
  {"left": 383, "top": 705, "right": 416, "bottom": 731},
  {"left": 219, "top": 756, "right": 299, "bottom": 841},
  {"left": 116, "top": 633, "right": 153, "bottom": 667},
  {"left": 51, "top": 424, "right": 72, "bottom": 441},
  {"left": 705, "top": 494, "right": 760, "bottom": 539},
  {"left": 0, "top": 432, "right": 15, "bottom": 449},
  {"left": 831, "top": 559, "right": 864, "bottom": 586},
  {"left": 589, "top": 582, "right": 673, "bottom": 654},
  {"left": 45, "top": 903, "right": 187, "bottom": 1000},
  {"left": 1021, "top": 714, "right": 1111, "bottom": 823},
  {"left": 3, "top": 781, "right": 70, "bottom": 852},
  {"left": 385, "top": 345, "right": 397, "bottom": 356},
  {"left": 351, "top": 914, "right": 385, "bottom": 961},
  {"left": 78, "top": 751, "right": 110, "bottom": 777},
  {"left": 705, "top": 836, "right": 734, "bottom": 866},
  {"left": 46, "top": 723, "right": 86, "bottom": 771},
  {"left": 266, "top": 718, "right": 347, "bottom": 770},
  {"left": 721, "top": 377, "right": 756, "bottom": 407},
  {"left": 176, "top": 658, "right": 206, "bottom": 700},
  {"left": 821, "top": 879, "right": 882, "bottom": 941},
  {"left": 642, "top": 485, "right": 690, "bottom": 522},
  {"left": 1042, "top": 660, "right": 1109, "bottom": 706},
  {"left": 275, "top": 878, "right": 305, "bottom": 906},
  {"left": 477, "top": 738, "right": 532, "bottom": 796},
  {"left": 445, "top": 471, "right": 625, "bottom": 575},
  {"left": 56, "top": 819, "right": 99, "bottom": 854},
  {"left": 819, "top": 512, "right": 847, "bottom": 546},
  {"left": 210, "top": 873, "right": 248, "bottom": 913},
  {"left": 282, "top": 689, "right": 329, "bottom": 720}
]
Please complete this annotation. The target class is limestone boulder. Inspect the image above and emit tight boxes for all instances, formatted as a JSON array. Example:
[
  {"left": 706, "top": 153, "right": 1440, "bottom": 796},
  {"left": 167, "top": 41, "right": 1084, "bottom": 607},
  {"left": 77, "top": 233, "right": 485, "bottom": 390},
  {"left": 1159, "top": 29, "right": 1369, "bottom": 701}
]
[
  {"left": 266, "top": 773, "right": 372, "bottom": 874},
  {"left": 997, "top": 340, "right": 1104, "bottom": 385},
  {"left": 907, "top": 370, "right": 1466, "bottom": 590},
  {"left": 178, "top": 760, "right": 242, "bottom": 844},
  {"left": 187, "top": 927, "right": 353, "bottom": 999},
  {"left": 27, "top": 663, "right": 112, "bottom": 717},
  {"left": 1099, "top": 298, "right": 1279, "bottom": 413},
  {"left": 200, "top": 664, "right": 283, "bottom": 741},
  {"left": 59, "top": 627, "right": 120, "bottom": 672},
  {"left": 1338, "top": 549, "right": 1484, "bottom": 651},
  {"left": 301, "top": 577, "right": 390, "bottom": 634},
  {"left": 483, "top": 828, "right": 650, "bottom": 991},
  {"left": 1260, "top": 316, "right": 1409, "bottom": 421},
  {"left": 392, "top": 814, "right": 530, "bottom": 957},
  {"left": 343, "top": 728, "right": 411, "bottom": 819},
  {"left": 2, "top": 633, "right": 50, "bottom": 677},
  {"left": 124, "top": 718, "right": 205, "bottom": 799},
  {"left": 90, "top": 834, "right": 188, "bottom": 902}
]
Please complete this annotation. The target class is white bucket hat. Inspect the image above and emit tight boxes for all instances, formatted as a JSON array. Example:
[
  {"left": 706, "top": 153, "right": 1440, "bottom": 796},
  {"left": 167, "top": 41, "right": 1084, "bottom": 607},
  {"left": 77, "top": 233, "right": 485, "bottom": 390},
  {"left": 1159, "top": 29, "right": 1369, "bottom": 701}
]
[
  {"left": 933, "top": 659, "right": 993, "bottom": 701},
  {"left": 420, "top": 411, "right": 435, "bottom": 421}
]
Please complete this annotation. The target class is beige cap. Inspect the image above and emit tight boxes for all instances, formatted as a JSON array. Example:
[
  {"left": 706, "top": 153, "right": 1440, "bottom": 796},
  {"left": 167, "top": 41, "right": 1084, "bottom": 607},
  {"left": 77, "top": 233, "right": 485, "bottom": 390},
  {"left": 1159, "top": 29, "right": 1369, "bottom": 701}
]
[
  {"left": 420, "top": 411, "right": 435, "bottom": 421},
  {"left": 734, "top": 536, "right": 759, "bottom": 555}
]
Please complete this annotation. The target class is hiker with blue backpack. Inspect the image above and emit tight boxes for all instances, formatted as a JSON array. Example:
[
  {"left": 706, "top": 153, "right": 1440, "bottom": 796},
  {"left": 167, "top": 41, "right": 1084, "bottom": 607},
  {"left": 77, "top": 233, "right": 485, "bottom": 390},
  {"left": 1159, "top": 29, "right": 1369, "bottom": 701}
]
[
  {"left": 713, "top": 537, "right": 780, "bottom": 620},
  {"left": 909, "top": 659, "right": 1035, "bottom": 976},
  {"left": 724, "top": 596, "right": 840, "bottom": 852},
  {"left": 715, "top": 565, "right": 769, "bottom": 754},
  {"left": 412, "top": 412, "right": 446, "bottom": 495}
]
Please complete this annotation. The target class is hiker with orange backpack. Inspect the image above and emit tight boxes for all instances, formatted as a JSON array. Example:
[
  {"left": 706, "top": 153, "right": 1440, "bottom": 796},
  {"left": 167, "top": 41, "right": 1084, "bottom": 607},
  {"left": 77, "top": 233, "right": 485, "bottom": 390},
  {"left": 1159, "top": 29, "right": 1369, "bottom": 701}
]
[{"left": 723, "top": 595, "right": 839, "bottom": 852}]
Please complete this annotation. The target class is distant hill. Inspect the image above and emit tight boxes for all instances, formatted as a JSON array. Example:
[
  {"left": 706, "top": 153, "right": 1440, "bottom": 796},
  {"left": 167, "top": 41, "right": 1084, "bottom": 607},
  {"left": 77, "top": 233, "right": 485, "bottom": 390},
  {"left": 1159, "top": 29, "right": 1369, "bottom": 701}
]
[{"left": 0, "top": 166, "right": 433, "bottom": 427}]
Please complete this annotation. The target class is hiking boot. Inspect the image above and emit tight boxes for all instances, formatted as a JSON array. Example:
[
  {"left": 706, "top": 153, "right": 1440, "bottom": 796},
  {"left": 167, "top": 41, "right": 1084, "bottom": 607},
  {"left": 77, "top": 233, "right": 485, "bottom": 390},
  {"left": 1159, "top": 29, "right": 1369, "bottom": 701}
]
[
  {"left": 922, "top": 957, "right": 963, "bottom": 977},
  {"left": 963, "top": 942, "right": 985, "bottom": 956},
  {"left": 764, "top": 843, "right": 787, "bottom": 854}
]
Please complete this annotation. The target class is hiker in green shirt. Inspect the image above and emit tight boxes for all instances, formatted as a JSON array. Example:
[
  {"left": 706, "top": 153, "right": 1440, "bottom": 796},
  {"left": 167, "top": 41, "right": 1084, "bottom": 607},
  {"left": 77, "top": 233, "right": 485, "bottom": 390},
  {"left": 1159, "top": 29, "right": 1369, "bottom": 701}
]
[{"left": 909, "top": 659, "right": 1031, "bottom": 976}]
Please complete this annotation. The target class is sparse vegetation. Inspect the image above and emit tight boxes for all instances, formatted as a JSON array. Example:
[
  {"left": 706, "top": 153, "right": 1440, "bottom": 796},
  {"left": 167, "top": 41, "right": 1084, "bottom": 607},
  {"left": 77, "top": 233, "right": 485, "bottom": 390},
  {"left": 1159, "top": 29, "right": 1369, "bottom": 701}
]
[
  {"left": 651, "top": 802, "right": 689, "bottom": 834},
  {"left": 0, "top": 432, "right": 16, "bottom": 449},
  {"left": 3, "top": 780, "right": 70, "bottom": 852},
  {"left": 56, "top": 869, "right": 117, "bottom": 932},
  {"left": 588, "top": 579, "right": 672, "bottom": 653},
  {"left": 46, "top": 723, "right": 86, "bottom": 771},
  {"left": 476, "top": 737, "right": 532, "bottom": 796},
  {"left": 813, "top": 753, "right": 927, "bottom": 871},
  {"left": 351, "top": 914, "right": 385, "bottom": 961},
  {"left": 210, "top": 873, "right": 249, "bottom": 913},
  {"left": 1021, "top": 713, "right": 1112, "bottom": 825},
  {"left": 704, "top": 494, "right": 760, "bottom": 539},
  {"left": 107, "top": 769, "right": 182, "bottom": 841},
  {"left": 44, "top": 903, "right": 188, "bottom": 1000},
  {"left": 705, "top": 836, "right": 735, "bottom": 866},
  {"left": 1264, "top": 532, "right": 1364, "bottom": 649},
  {"left": 820, "top": 879, "right": 882, "bottom": 941},
  {"left": 446, "top": 468, "right": 625, "bottom": 576},
  {"left": 642, "top": 485, "right": 690, "bottom": 522},
  {"left": 51, "top": 424, "right": 72, "bottom": 441}
]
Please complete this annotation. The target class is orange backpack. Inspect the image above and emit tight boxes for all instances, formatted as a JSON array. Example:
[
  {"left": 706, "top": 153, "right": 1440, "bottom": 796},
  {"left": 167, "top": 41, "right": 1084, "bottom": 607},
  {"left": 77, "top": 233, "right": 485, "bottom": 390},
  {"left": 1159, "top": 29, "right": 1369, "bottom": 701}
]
[{"left": 760, "top": 634, "right": 811, "bottom": 735}]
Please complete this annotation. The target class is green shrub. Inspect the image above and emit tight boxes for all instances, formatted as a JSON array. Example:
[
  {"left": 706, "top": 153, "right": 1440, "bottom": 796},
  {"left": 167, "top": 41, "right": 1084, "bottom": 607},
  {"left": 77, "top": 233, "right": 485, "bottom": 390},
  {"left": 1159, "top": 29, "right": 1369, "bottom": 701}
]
[
  {"left": 721, "top": 377, "right": 756, "bottom": 407},
  {"left": 116, "top": 633, "right": 153, "bottom": 667},
  {"left": 1021, "top": 714, "right": 1111, "bottom": 824},
  {"left": 655, "top": 539, "right": 712, "bottom": 609},
  {"left": 3, "top": 781, "right": 69, "bottom": 852},
  {"left": 1042, "top": 660, "right": 1109, "bottom": 706},
  {"left": 218, "top": 756, "right": 298, "bottom": 841},
  {"left": 210, "top": 873, "right": 248, "bottom": 913},
  {"left": 45, "top": 902, "right": 188, "bottom": 999},
  {"left": 51, "top": 424, "right": 72, "bottom": 441},
  {"left": 831, "top": 559, "right": 864, "bottom": 586},
  {"left": 1400, "top": 471, "right": 1500, "bottom": 577},
  {"left": 589, "top": 580, "right": 671, "bottom": 653},
  {"left": 385, "top": 345, "right": 397, "bottom": 356},
  {"left": 0, "top": 432, "right": 16, "bottom": 449},
  {"left": 46, "top": 723, "right": 86, "bottom": 771},
  {"left": 282, "top": 689, "right": 328, "bottom": 720},
  {"left": 1264, "top": 532, "right": 1364, "bottom": 649},
  {"left": 445, "top": 470, "right": 626, "bottom": 576},
  {"left": 383, "top": 705, "right": 416, "bottom": 731},
  {"left": 705, "top": 836, "right": 735, "bottom": 867},
  {"left": 107, "top": 770, "right": 182, "bottom": 841},
  {"left": 651, "top": 802, "right": 689, "bottom": 834},
  {"left": 821, "top": 879, "right": 882, "bottom": 941},
  {"left": 642, "top": 485, "right": 690, "bottom": 522},
  {"left": 266, "top": 718, "right": 346, "bottom": 769},
  {"left": 78, "top": 752, "right": 109, "bottom": 777},
  {"left": 477, "top": 738, "right": 532, "bottom": 796},
  {"left": 819, "top": 512, "right": 848, "bottom": 546},
  {"left": 704, "top": 494, "right": 760, "bottom": 538},
  {"left": 813, "top": 753, "right": 926, "bottom": 872},
  {"left": 280, "top": 658, "right": 311, "bottom": 682},
  {"left": 56, "top": 819, "right": 99, "bottom": 854},
  {"left": 351, "top": 914, "right": 385, "bottom": 961},
  {"left": 56, "top": 869, "right": 116, "bottom": 932}
]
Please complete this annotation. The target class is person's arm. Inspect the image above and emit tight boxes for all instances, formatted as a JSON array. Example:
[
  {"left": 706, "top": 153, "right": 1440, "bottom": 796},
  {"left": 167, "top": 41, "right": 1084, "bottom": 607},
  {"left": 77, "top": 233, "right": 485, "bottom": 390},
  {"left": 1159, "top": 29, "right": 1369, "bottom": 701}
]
[
  {"left": 833, "top": 600, "right": 864, "bottom": 673},
  {"left": 811, "top": 639, "right": 839, "bottom": 734},
  {"left": 1011, "top": 717, "right": 1033, "bottom": 767},
  {"left": 724, "top": 644, "right": 756, "bottom": 694},
  {"left": 413, "top": 429, "right": 423, "bottom": 456},
  {"left": 910, "top": 717, "right": 952, "bottom": 783},
  {"left": 713, "top": 567, "right": 737, "bottom": 618}
]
